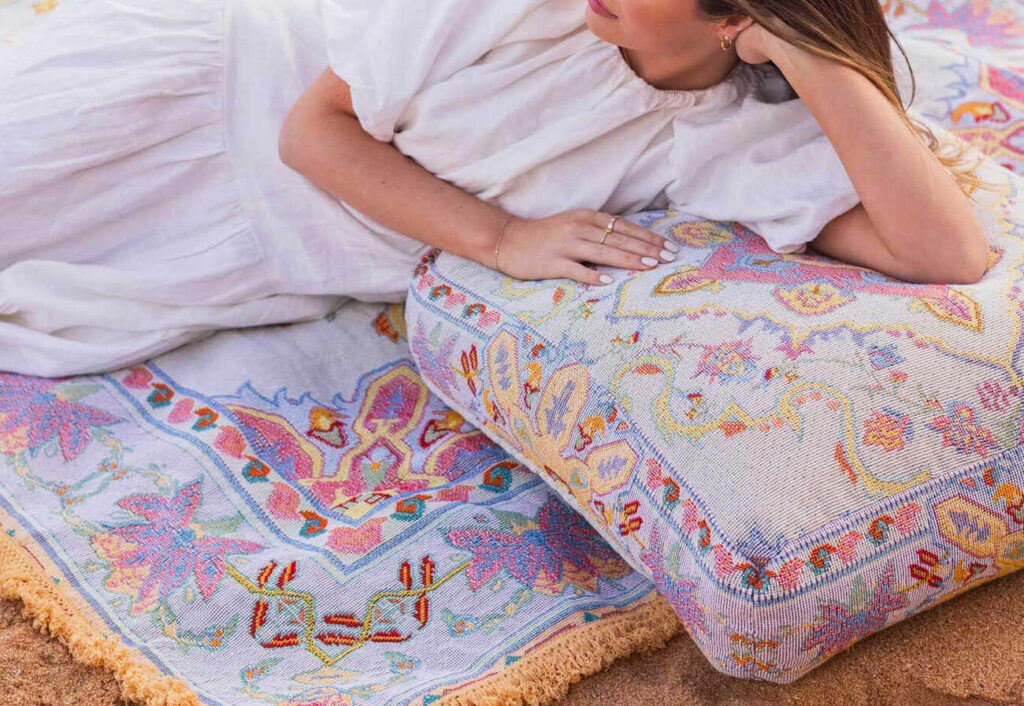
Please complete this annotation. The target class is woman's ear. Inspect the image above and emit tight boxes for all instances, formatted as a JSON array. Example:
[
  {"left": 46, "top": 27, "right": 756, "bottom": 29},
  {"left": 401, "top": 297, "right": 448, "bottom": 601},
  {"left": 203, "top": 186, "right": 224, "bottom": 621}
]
[{"left": 721, "top": 15, "right": 755, "bottom": 36}]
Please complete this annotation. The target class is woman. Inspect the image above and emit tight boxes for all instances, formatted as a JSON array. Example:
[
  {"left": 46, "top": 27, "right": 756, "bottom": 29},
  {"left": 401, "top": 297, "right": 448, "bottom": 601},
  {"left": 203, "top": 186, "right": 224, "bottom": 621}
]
[{"left": 0, "top": 0, "right": 993, "bottom": 377}]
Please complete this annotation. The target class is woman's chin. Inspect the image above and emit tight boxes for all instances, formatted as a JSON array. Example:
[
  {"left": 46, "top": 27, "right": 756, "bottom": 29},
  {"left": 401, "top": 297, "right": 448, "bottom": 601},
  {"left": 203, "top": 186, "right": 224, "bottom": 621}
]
[{"left": 583, "top": 12, "right": 615, "bottom": 42}]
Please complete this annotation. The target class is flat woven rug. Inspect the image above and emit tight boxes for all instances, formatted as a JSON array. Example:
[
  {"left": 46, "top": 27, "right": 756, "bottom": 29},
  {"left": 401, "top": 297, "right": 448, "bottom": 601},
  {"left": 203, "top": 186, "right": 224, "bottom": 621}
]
[{"left": 0, "top": 300, "right": 677, "bottom": 706}]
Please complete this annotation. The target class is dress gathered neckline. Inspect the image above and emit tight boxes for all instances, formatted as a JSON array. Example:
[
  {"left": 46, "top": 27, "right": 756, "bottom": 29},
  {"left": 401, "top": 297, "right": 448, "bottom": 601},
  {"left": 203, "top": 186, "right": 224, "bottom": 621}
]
[{"left": 606, "top": 40, "right": 754, "bottom": 107}]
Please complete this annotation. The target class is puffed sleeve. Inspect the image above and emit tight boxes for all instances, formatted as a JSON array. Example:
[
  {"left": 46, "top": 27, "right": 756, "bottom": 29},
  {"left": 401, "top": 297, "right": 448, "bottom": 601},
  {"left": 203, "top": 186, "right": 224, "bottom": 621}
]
[
  {"left": 663, "top": 92, "right": 861, "bottom": 254},
  {"left": 321, "top": 0, "right": 576, "bottom": 143}
]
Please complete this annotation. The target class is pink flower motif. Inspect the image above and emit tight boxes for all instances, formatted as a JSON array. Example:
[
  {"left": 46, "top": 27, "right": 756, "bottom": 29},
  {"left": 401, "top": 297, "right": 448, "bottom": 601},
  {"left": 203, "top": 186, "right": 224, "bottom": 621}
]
[
  {"left": 445, "top": 496, "right": 630, "bottom": 594},
  {"left": 926, "top": 400, "right": 999, "bottom": 458},
  {"left": 777, "top": 557, "right": 807, "bottom": 592},
  {"left": 693, "top": 339, "right": 760, "bottom": 385},
  {"left": 680, "top": 499, "right": 700, "bottom": 533},
  {"left": 0, "top": 374, "right": 119, "bottom": 460},
  {"left": 836, "top": 532, "right": 861, "bottom": 564},
  {"left": 267, "top": 483, "right": 302, "bottom": 520},
  {"left": 894, "top": 503, "right": 922, "bottom": 534},
  {"left": 326, "top": 517, "right": 385, "bottom": 554},
  {"left": 90, "top": 480, "right": 263, "bottom": 615},
  {"left": 977, "top": 379, "right": 1017, "bottom": 412},
  {"left": 905, "top": 1, "right": 1024, "bottom": 48},
  {"left": 803, "top": 564, "right": 906, "bottom": 659},
  {"left": 713, "top": 544, "right": 736, "bottom": 577}
]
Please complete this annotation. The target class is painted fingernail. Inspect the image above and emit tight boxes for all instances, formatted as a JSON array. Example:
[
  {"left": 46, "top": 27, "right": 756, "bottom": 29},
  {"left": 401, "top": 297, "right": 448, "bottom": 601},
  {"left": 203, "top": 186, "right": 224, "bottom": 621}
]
[
  {"left": 641, "top": 257, "right": 658, "bottom": 267},
  {"left": 599, "top": 274, "right": 613, "bottom": 284},
  {"left": 660, "top": 249, "right": 676, "bottom": 261},
  {"left": 663, "top": 240, "right": 680, "bottom": 252}
]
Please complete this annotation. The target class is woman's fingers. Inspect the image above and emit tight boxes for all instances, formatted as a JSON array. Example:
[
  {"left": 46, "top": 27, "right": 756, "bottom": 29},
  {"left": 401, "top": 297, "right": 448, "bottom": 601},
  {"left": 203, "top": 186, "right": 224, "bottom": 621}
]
[
  {"left": 567, "top": 236, "right": 663, "bottom": 272},
  {"left": 560, "top": 259, "right": 614, "bottom": 287},
  {"left": 589, "top": 212, "right": 680, "bottom": 260},
  {"left": 572, "top": 221, "right": 677, "bottom": 270},
  {"left": 498, "top": 209, "right": 684, "bottom": 287}
]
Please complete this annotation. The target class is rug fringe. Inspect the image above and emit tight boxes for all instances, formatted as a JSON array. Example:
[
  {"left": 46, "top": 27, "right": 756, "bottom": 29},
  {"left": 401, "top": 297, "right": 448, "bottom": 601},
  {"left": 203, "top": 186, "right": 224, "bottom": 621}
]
[
  {"left": 2, "top": 526, "right": 680, "bottom": 706},
  {"left": 438, "top": 592, "right": 682, "bottom": 706},
  {"left": 0, "top": 529, "right": 199, "bottom": 706}
]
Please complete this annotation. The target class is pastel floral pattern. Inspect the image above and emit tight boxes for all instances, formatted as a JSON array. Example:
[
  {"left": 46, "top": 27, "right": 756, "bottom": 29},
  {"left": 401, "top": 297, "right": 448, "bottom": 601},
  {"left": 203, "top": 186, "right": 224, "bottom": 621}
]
[
  {"left": 0, "top": 374, "right": 119, "bottom": 460},
  {"left": 91, "top": 479, "right": 263, "bottom": 615},
  {"left": 640, "top": 524, "right": 709, "bottom": 639},
  {"left": 445, "top": 495, "right": 631, "bottom": 595},
  {"left": 926, "top": 400, "right": 999, "bottom": 457},
  {"left": 693, "top": 339, "right": 760, "bottom": 386},
  {"left": 863, "top": 407, "right": 915, "bottom": 452},
  {"left": 865, "top": 343, "right": 905, "bottom": 370},
  {"left": 977, "top": 379, "right": 1019, "bottom": 413},
  {"left": 802, "top": 564, "right": 907, "bottom": 660},
  {"left": 902, "top": 1, "right": 1024, "bottom": 48},
  {"left": 1, "top": 1, "right": 1023, "bottom": 698}
]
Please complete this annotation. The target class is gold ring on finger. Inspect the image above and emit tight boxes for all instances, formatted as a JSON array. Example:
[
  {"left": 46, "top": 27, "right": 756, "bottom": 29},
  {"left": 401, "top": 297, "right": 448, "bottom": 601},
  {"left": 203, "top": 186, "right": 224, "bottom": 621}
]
[{"left": 600, "top": 215, "right": 620, "bottom": 245}]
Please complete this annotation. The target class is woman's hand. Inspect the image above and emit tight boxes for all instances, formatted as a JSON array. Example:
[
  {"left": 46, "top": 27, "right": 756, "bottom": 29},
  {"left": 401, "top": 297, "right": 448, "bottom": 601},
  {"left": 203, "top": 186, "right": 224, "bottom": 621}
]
[
  {"left": 492, "top": 209, "right": 679, "bottom": 286},
  {"left": 734, "top": 23, "right": 783, "bottom": 65}
]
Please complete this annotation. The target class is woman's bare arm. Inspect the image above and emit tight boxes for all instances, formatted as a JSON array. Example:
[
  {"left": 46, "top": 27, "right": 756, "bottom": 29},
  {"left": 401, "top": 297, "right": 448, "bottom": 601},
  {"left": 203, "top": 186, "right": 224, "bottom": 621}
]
[
  {"left": 278, "top": 68, "right": 677, "bottom": 285},
  {"left": 763, "top": 37, "right": 989, "bottom": 285},
  {"left": 279, "top": 68, "right": 507, "bottom": 265}
]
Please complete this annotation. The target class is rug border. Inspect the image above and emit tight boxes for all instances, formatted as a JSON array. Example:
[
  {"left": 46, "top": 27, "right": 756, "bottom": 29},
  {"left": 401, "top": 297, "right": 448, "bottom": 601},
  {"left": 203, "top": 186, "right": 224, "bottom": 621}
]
[
  {"left": 0, "top": 525, "right": 200, "bottom": 705},
  {"left": 1, "top": 507, "right": 683, "bottom": 706}
]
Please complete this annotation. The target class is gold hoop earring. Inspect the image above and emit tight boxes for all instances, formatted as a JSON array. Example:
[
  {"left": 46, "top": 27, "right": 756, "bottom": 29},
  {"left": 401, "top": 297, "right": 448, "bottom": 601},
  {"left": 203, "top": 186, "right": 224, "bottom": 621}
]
[{"left": 720, "top": 34, "right": 733, "bottom": 51}]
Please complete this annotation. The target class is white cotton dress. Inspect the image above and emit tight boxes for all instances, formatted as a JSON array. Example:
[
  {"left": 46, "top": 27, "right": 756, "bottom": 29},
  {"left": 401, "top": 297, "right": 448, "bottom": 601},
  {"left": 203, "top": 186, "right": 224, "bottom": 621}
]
[{"left": 0, "top": 0, "right": 861, "bottom": 377}]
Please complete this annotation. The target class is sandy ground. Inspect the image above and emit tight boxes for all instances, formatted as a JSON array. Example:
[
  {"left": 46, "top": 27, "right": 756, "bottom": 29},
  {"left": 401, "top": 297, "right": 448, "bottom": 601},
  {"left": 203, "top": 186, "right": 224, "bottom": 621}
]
[{"left": 1, "top": 569, "right": 1022, "bottom": 706}]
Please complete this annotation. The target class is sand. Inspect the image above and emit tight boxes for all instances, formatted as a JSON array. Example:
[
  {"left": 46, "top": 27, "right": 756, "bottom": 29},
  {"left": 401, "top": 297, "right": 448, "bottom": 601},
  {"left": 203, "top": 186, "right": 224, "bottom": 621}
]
[{"left": 1, "top": 570, "right": 1022, "bottom": 706}]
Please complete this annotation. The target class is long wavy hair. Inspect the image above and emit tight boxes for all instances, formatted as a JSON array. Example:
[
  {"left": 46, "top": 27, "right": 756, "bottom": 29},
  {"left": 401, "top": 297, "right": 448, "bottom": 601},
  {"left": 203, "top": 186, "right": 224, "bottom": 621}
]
[{"left": 699, "top": 0, "right": 1002, "bottom": 199}]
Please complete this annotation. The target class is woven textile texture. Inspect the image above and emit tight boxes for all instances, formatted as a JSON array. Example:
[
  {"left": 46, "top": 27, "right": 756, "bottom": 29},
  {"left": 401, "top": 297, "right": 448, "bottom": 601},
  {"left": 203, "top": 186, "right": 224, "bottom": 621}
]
[
  {"left": 403, "top": 0, "right": 1024, "bottom": 684},
  {"left": 2, "top": 0, "right": 1024, "bottom": 701},
  {"left": 0, "top": 299, "right": 679, "bottom": 706}
]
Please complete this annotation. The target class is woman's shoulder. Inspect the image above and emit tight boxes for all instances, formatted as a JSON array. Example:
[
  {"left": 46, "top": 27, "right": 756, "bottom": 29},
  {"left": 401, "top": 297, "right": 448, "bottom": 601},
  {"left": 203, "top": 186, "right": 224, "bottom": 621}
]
[
  {"left": 322, "top": 0, "right": 585, "bottom": 54},
  {"left": 323, "top": 0, "right": 588, "bottom": 141}
]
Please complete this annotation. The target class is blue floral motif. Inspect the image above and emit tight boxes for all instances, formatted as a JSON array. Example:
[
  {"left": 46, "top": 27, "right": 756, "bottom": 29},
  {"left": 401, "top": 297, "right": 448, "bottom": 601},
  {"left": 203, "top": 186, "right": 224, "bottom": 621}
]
[
  {"left": 926, "top": 399, "right": 999, "bottom": 457},
  {"left": 865, "top": 343, "right": 905, "bottom": 370},
  {"left": 728, "top": 252, "right": 801, "bottom": 277},
  {"left": 640, "top": 523, "right": 708, "bottom": 639}
]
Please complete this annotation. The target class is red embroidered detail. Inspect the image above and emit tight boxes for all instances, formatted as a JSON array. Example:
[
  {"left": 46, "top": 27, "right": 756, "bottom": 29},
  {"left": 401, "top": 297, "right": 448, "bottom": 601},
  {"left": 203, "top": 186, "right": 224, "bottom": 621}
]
[
  {"left": 835, "top": 442, "right": 857, "bottom": 484},
  {"left": 618, "top": 500, "right": 642, "bottom": 537},
  {"left": 323, "top": 614, "right": 362, "bottom": 627},
  {"left": 193, "top": 407, "right": 218, "bottom": 431},
  {"left": 257, "top": 561, "right": 277, "bottom": 588},
  {"left": 261, "top": 632, "right": 300, "bottom": 648},
  {"left": 277, "top": 561, "right": 297, "bottom": 589},
  {"left": 250, "top": 599, "right": 269, "bottom": 637}
]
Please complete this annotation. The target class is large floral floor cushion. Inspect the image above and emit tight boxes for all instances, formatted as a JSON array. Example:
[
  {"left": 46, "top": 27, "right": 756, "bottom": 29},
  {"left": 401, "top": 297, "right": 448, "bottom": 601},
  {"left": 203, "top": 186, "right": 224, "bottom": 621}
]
[
  {"left": 404, "top": 132, "right": 1024, "bottom": 682},
  {"left": 0, "top": 300, "right": 678, "bottom": 706}
]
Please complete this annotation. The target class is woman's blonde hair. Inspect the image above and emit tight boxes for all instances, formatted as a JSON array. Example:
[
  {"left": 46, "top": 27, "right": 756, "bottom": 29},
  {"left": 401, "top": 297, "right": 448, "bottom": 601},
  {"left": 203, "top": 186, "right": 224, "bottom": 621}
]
[{"left": 699, "top": 0, "right": 1003, "bottom": 200}]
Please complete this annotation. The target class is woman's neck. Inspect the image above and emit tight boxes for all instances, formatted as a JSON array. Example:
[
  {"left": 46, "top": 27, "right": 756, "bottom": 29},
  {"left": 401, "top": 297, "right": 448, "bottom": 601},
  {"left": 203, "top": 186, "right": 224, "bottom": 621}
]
[{"left": 622, "top": 46, "right": 739, "bottom": 92}]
